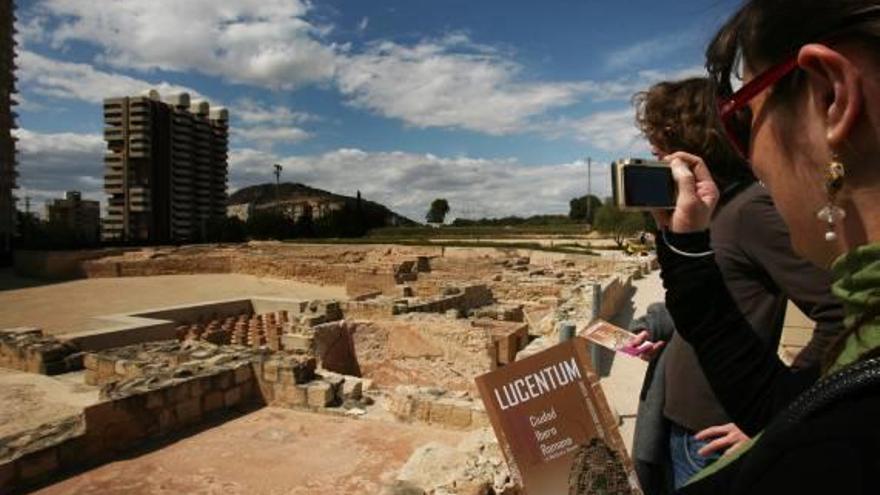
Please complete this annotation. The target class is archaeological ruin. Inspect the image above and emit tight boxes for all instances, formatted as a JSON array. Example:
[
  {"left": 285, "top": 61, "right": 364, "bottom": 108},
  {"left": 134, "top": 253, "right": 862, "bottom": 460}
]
[{"left": 0, "top": 242, "right": 653, "bottom": 494}]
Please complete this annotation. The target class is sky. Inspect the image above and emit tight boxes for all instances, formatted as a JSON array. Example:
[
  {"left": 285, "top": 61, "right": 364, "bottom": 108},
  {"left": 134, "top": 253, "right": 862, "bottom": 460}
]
[{"left": 12, "top": 0, "right": 741, "bottom": 221}]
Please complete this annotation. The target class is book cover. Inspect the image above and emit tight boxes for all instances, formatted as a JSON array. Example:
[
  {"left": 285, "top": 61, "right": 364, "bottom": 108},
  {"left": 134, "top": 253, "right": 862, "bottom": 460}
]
[{"left": 475, "top": 337, "right": 642, "bottom": 495}]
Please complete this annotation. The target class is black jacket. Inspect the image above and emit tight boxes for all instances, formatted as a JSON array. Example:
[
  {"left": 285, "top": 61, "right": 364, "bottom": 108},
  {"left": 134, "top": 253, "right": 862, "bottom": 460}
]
[{"left": 657, "top": 231, "right": 880, "bottom": 494}]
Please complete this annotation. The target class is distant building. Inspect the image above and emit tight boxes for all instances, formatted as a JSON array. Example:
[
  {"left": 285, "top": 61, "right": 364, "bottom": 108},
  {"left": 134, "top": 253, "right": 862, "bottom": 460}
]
[
  {"left": 0, "top": 0, "right": 17, "bottom": 263},
  {"left": 46, "top": 191, "right": 101, "bottom": 244},
  {"left": 227, "top": 197, "right": 345, "bottom": 223},
  {"left": 103, "top": 90, "right": 228, "bottom": 243}
]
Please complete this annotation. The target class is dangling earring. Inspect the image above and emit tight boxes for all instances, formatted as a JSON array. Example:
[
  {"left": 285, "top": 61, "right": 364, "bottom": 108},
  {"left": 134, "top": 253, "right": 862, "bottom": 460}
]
[{"left": 816, "top": 155, "right": 846, "bottom": 242}]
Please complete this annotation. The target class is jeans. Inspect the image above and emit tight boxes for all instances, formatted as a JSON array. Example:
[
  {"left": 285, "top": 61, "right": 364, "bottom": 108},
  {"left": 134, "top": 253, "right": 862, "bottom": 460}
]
[{"left": 669, "top": 422, "right": 721, "bottom": 490}]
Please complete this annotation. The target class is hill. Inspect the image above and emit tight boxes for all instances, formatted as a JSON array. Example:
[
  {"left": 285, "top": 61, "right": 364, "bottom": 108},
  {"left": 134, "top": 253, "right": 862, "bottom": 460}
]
[{"left": 228, "top": 182, "right": 416, "bottom": 227}]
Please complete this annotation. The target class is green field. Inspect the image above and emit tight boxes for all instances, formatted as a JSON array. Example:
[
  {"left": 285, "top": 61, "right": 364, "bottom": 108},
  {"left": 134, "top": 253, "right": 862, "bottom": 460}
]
[
  {"left": 283, "top": 236, "right": 599, "bottom": 255},
  {"left": 368, "top": 224, "right": 591, "bottom": 238}
]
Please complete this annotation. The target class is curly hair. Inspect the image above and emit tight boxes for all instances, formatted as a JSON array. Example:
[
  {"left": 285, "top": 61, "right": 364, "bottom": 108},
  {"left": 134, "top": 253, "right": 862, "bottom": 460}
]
[{"left": 633, "top": 77, "right": 753, "bottom": 191}]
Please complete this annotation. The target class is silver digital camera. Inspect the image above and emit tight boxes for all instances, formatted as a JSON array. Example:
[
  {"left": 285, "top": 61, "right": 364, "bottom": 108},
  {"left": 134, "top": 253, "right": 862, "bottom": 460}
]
[{"left": 611, "top": 158, "right": 676, "bottom": 211}]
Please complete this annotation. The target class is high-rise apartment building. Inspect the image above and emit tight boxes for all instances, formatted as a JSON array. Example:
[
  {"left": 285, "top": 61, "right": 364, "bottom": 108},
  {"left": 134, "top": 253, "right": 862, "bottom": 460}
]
[
  {"left": 103, "top": 90, "right": 228, "bottom": 243},
  {"left": 46, "top": 191, "right": 101, "bottom": 244},
  {"left": 0, "top": 0, "right": 17, "bottom": 264}
]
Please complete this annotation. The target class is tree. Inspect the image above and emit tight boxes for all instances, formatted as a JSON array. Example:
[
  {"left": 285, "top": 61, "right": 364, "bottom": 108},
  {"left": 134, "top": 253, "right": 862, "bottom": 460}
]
[
  {"left": 426, "top": 198, "right": 450, "bottom": 224},
  {"left": 593, "top": 203, "right": 646, "bottom": 248},
  {"left": 568, "top": 195, "right": 603, "bottom": 224}
]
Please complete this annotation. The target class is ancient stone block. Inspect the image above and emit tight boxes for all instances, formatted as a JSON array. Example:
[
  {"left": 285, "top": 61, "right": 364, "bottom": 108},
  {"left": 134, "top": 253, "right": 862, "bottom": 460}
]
[
  {"left": 17, "top": 448, "right": 59, "bottom": 482},
  {"left": 341, "top": 378, "right": 363, "bottom": 401},
  {"left": 114, "top": 359, "right": 129, "bottom": 376},
  {"left": 98, "top": 357, "right": 116, "bottom": 377},
  {"left": 275, "top": 383, "right": 308, "bottom": 407},
  {"left": 167, "top": 382, "right": 190, "bottom": 404},
  {"left": 57, "top": 437, "right": 87, "bottom": 468},
  {"left": 470, "top": 408, "right": 490, "bottom": 428},
  {"left": 234, "top": 365, "right": 252, "bottom": 384},
  {"left": 280, "top": 333, "right": 313, "bottom": 352},
  {"left": 158, "top": 408, "right": 176, "bottom": 434},
  {"left": 83, "top": 352, "right": 99, "bottom": 370},
  {"left": 84, "top": 371, "right": 99, "bottom": 386},
  {"left": 176, "top": 397, "right": 202, "bottom": 425},
  {"left": 263, "top": 359, "right": 280, "bottom": 382},
  {"left": 306, "top": 381, "right": 333, "bottom": 408},
  {"left": 428, "top": 402, "right": 454, "bottom": 425},
  {"left": 224, "top": 387, "right": 242, "bottom": 407},
  {"left": 412, "top": 400, "right": 432, "bottom": 422},
  {"left": 445, "top": 404, "right": 474, "bottom": 429},
  {"left": 203, "top": 391, "right": 224, "bottom": 413},
  {"left": 188, "top": 378, "right": 205, "bottom": 397},
  {"left": 145, "top": 390, "right": 165, "bottom": 409},
  {"left": 212, "top": 369, "right": 234, "bottom": 390},
  {"left": 0, "top": 460, "right": 14, "bottom": 490}
]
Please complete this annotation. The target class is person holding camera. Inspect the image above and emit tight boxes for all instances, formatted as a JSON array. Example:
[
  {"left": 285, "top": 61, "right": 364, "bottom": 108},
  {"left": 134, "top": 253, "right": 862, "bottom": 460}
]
[
  {"left": 628, "top": 78, "right": 844, "bottom": 493},
  {"left": 651, "top": 1, "right": 880, "bottom": 492}
]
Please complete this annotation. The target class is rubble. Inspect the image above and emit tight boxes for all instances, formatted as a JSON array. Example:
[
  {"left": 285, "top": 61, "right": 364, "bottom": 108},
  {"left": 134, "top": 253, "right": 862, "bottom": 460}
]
[
  {"left": 394, "top": 429, "right": 521, "bottom": 495},
  {"left": 1, "top": 242, "right": 653, "bottom": 493}
]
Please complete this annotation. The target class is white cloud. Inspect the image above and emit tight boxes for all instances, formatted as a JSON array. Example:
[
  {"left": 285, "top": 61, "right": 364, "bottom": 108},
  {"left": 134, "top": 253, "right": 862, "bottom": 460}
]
[
  {"left": 230, "top": 99, "right": 316, "bottom": 148},
  {"left": 229, "top": 147, "right": 605, "bottom": 220},
  {"left": 12, "top": 128, "right": 609, "bottom": 222},
  {"left": 358, "top": 17, "right": 369, "bottom": 33},
  {"left": 605, "top": 32, "right": 699, "bottom": 71},
  {"left": 41, "top": 0, "right": 337, "bottom": 90},
  {"left": 232, "top": 98, "right": 316, "bottom": 126},
  {"left": 18, "top": 50, "right": 204, "bottom": 103},
  {"left": 560, "top": 109, "right": 650, "bottom": 155},
  {"left": 235, "top": 126, "right": 312, "bottom": 145},
  {"left": 13, "top": 129, "right": 107, "bottom": 211},
  {"left": 336, "top": 37, "right": 589, "bottom": 135},
  {"left": 542, "top": 65, "right": 707, "bottom": 153}
]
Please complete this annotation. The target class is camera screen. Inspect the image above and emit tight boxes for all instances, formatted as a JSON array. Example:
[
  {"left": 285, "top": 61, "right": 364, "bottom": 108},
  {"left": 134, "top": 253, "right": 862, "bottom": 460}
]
[{"left": 623, "top": 166, "right": 675, "bottom": 207}]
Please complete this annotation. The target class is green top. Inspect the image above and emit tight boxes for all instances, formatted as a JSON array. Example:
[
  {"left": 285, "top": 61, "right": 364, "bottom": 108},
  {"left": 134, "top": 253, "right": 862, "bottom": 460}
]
[{"left": 687, "top": 242, "right": 880, "bottom": 486}]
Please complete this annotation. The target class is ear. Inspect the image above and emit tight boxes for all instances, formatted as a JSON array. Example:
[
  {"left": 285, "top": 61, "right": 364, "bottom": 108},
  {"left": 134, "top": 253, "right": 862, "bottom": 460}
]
[{"left": 797, "top": 44, "right": 863, "bottom": 147}]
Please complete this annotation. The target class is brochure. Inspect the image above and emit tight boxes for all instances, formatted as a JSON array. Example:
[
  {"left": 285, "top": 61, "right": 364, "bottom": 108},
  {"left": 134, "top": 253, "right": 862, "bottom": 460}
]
[{"left": 475, "top": 337, "right": 642, "bottom": 494}]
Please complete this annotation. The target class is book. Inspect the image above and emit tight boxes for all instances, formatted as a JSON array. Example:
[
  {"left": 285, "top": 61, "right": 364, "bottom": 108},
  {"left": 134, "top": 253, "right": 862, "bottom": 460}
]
[
  {"left": 475, "top": 337, "right": 642, "bottom": 495},
  {"left": 579, "top": 319, "right": 651, "bottom": 357}
]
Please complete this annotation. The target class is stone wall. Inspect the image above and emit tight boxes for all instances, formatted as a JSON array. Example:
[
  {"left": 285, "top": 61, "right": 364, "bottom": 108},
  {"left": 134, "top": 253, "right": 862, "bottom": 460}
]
[
  {"left": 387, "top": 386, "right": 489, "bottom": 430},
  {"left": 281, "top": 320, "right": 362, "bottom": 377},
  {"left": 1, "top": 339, "right": 374, "bottom": 493},
  {"left": 471, "top": 319, "right": 529, "bottom": 367},
  {"left": 0, "top": 348, "right": 265, "bottom": 492},
  {"left": 0, "top": 328, "right": 83, "bottom": 375},
  {"left": 350, "top": 316, "right": 496, "bottom": 393},
  {"left": 14, "top": 249, "right": 127, "bottom": 280},
  {"left": 399, "top": 284, "right": 494, "bottom": 316}
]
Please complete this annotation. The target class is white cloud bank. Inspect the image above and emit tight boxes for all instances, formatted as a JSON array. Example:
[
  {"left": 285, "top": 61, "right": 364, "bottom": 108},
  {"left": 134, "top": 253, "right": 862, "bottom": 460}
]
[{"left": 41, "top": 0, "right": 337, "bottom": 90}]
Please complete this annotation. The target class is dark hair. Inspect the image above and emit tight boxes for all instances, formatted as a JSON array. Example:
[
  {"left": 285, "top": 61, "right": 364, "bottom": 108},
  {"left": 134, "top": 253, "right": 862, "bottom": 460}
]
[
  {"left": 707, "top": 1, "right": 880, "bottom": 103},
  {"left": 634, "top": 78, "right": 754, "bottom": 191},
  {"left": 707, "top": 0, "right": 880, "bottom": 368}
]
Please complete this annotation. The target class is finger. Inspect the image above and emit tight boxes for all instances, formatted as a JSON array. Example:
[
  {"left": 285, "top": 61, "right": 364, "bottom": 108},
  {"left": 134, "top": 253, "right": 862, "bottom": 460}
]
[
  {"left": 694, "top": 424, "right": 731, "bottom": 441},
  {"left": 627, "top": 331, "right": 648, "bottom": 346},
  {"left": 668, "top": 159, "right": 701, "bottom": 211},
  {"left": 722, "top": 439, "right": 749, "bottom": 457},
  {"left": 666, "top": 151, "right": 715, "bottom": 183},
  {"left": 697, "top": 436, "right": 735, "bottom": 457},
  {"left": 640, "top": 341, "right": 665, "bottom": 362}
]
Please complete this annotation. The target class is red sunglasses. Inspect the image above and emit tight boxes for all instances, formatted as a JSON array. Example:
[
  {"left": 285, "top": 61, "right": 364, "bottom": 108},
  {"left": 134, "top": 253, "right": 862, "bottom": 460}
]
[{"left": 717, "top": 56, "right": 799, "bottom": 157}]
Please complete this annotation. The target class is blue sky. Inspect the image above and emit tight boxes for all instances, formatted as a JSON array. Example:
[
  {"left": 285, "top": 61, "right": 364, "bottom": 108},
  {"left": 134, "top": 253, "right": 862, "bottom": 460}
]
[{"left": 12, "top": 0, "right": 740, "bottom": 220}]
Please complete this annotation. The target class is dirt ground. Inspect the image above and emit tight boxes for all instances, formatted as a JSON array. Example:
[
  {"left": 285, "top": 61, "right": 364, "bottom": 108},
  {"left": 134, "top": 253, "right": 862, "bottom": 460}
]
[
  {"left": 0, "top": 369, "right": 100, "bottom": 438},
  {"left": 0, "top": 271, "right": 347, "bottom": 335},
  {"left": 32, "top": 408, "right": 466, "bottom": 495}
]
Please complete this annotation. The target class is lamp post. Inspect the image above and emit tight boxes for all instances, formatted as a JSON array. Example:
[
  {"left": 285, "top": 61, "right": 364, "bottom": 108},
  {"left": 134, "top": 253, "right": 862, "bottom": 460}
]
[{"left": 586, "top": 157, "right": 593, "bottom": 228}]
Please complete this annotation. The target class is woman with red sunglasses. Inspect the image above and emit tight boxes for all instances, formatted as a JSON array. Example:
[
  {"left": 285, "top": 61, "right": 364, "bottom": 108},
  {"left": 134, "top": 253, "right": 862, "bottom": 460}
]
[{"left": 652, "top": 1, "right": 880, "bottom": 493}]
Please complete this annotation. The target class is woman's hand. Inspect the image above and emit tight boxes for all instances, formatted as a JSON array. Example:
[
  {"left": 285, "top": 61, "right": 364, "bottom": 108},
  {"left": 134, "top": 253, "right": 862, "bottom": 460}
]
[
  {"left": 625, "top": 330, "right": 665, "bottom": 361},
  {"left": 695, "top": 423, "right": 750, "bottom": 457},
  {"left": 651, "top": 152, "right": 720, "bottom": 233}
]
